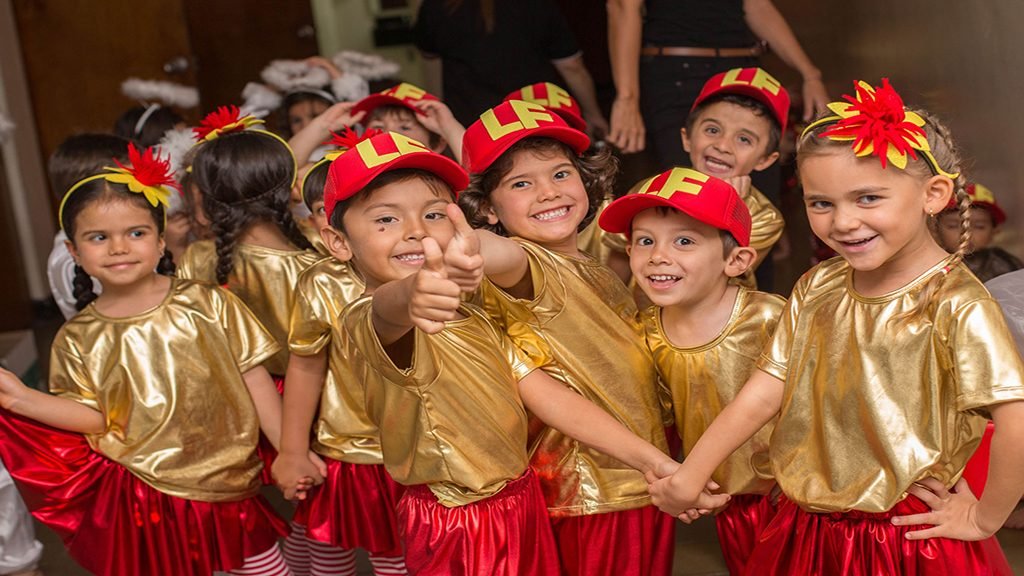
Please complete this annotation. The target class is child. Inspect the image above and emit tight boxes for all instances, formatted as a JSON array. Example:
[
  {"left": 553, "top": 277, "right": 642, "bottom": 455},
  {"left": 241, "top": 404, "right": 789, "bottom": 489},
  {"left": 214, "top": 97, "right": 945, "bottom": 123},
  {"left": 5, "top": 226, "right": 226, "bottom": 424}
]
[
  {"left": 964, "top": 247, "right": 1023, "bottom": 283},
  {"left": 459, "top": 100, "right": 674, "bottom": 576},
  {"left": 351, "top": 82, "right": 466, "bottom": 161},
  {"left": 935, "top": 182, "right": 1006, "bottom": 254},
  {"left": 599, "top": 166, "right": 785, "bottom": 575},
  {"left": 0, "top": 145, "right": 293, "bottom": 575},
  {"left": 178, "top": 106, "right": 320, "bottom": 379},
  {"left": 46, "top": 133, "right": 131, "bottom": 319},
  {"left": 649, "top": 79, "right": 1024, "bottom": 575},
  {"left": 683, "top": 67, "right": 789, "bottom": 288},
  {"left": 273, "top": 139, "right": 406, "bottom": 576},
  {"left": 311, "top": 130, "right": 674, "bottom": 575}
]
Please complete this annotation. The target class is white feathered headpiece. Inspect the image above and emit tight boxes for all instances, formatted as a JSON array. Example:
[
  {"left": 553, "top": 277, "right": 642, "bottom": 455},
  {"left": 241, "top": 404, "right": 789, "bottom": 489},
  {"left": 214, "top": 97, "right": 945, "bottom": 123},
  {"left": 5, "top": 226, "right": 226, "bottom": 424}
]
[{"left": 121, "top": 78, "right": 200, "bottom": 109}]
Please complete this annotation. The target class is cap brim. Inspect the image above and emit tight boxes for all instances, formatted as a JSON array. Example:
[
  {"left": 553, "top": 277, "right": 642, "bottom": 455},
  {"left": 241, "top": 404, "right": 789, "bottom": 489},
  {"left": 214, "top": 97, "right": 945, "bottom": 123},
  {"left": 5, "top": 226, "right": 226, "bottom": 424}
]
[
  {"left": 352, "top": 94, "right": 418, "bottom": 118},
  {"left": 380, "top": 152, "right": 469, "bottom": 196},
  {"left": 598, "top": 193, "right": 679, "bottom": 234},
  {"left": 465, "top": 124, "right": 590, "bottom": 173}
]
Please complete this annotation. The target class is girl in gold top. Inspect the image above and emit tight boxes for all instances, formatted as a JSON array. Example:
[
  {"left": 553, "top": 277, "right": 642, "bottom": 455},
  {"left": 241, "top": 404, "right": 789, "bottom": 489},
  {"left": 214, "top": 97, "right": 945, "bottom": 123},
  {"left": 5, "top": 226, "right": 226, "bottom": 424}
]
[
  {"left": 311, "top": 131, "right": 675, "bottom": 575},
  {"left": 650, "top": 79, "right": 1024, "bottom": 575},
  {"left": 459, "top": 100, "right": 673, "bottom": 576},
  {"left": 0, "top": 145, "right": 296, "bottom": 576}
]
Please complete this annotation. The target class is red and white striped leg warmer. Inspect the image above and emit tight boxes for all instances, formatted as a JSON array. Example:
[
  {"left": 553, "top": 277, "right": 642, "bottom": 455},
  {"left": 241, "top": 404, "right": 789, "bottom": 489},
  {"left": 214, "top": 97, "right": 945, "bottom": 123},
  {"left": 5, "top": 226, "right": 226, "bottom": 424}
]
[
  {"left": 307, "top": 538, "right": 357, "bottom": 576},
  {"left": 228, "top": 544, "right": 292, "bottom": 576},
  {"left": 368, "top": 553, "right": 408, "bottom": 575},
  {"left": 283, "top": 522, "right": 312, "bottom": 576}
]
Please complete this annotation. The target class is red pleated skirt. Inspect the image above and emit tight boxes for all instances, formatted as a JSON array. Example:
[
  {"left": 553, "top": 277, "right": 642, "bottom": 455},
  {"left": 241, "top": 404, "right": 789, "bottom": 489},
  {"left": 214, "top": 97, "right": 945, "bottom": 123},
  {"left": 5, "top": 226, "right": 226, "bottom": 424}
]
[
  {"left": 0, "top": 408, "right": 287, "bottom": 576},
  {"left": 397, "top": 469, "right": 560, "bottom": 576},
  {"left": 743, "top": 494, "right": 1012, "bottom": 575},
  {"left": 294, "top": 458, "right": 404, "bottom": 555},
  {"left": 551, "top": 504, "right": 676, "bottom": 576},
  {"left": 715, "top": 493, "right": 776, "bottom": 576}
]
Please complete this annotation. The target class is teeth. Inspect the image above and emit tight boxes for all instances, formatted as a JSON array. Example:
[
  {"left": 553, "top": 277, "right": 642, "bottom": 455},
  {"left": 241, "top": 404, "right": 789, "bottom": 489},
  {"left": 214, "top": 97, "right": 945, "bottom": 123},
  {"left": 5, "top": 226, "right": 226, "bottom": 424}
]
[
  {"left": 395, "top": 254, "right": 424, "bottom": 262},
  {"left": 533, "top": 207, "right": 569, "bottom": 221},
  {"left": 649, "top": 275, "right": 680, "bottom": 282}
]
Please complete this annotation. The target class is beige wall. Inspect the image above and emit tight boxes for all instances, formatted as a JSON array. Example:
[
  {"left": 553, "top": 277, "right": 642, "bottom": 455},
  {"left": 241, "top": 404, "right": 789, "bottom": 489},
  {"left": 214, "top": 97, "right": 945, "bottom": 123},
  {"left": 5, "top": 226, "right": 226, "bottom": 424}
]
[{"left": 772, "top": 0, "right": 1023, "bottom": 255}]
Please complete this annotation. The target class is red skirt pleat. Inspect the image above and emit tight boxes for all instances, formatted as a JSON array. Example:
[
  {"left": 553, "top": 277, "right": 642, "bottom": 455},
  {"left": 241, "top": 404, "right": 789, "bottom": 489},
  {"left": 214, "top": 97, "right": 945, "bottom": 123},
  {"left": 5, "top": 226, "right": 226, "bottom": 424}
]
[
  {"left": 294, "top": 458, "right": 404, "bottom": 555},
  {"left": 550, "top": 504, "right": 676, "bottom": 576},
  {"left": 962, "top": 421, "right": 995, "bottom": 497},
  {"left": 397, "top": 469, "right": 560, "bottom": 576},
  {"left": 715, "top": 493, "right": 776, "bottom": 576},
  {"left": 744, "top": 494, "right": 1012, "bottom": 576},
  {"left": 0, "top": 408, "right": 287, "bottom": 576}
]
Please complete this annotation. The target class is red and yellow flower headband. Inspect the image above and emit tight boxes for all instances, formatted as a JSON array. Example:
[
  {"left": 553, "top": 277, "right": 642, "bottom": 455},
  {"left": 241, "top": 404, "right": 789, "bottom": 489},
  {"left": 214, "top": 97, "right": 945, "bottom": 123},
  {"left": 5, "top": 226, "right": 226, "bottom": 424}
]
[
  {"left": 299, "top": 127, "right": 383, "bottom": 193},
  {"left": 802, "top": 78, "right": 958, "bottom": 179},
  {"left": 59, "top": 143, "right": 179, "bottom": 230},
  {"left": 193, "top": 105, "right": 299, "bottom": 188}
]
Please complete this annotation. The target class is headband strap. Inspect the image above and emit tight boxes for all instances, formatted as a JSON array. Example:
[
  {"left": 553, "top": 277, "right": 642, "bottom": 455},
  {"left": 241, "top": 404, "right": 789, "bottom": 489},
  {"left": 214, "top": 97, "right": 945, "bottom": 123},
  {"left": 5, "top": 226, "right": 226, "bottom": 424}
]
[
  {"left": 802, "top": 79, "right": 959, "bottom": 180},
  {"left": 134, "top": 103, "right": 162, "bottom": 136}
]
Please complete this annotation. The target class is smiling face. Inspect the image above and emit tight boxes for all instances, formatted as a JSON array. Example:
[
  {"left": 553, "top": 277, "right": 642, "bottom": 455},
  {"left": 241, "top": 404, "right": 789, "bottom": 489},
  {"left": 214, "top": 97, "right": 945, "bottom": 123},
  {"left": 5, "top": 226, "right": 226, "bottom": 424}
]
[
  {"left": 682, "top": 101, "right": 779, "bottom": 179},
  {"left": 484, "top": 147, "right": 589, "bottom": 255},
  {"left": 627, "top": 207, "right": 750, "bottom": 309},
  {"left": 326, "top": 174, "right": 456, "bottom": 291},
  {"left": 66, "top": 195, "right": 165, "bottom": 292},
  {"left": 800, "top": 150, "right": 952, "bottom": 288}
]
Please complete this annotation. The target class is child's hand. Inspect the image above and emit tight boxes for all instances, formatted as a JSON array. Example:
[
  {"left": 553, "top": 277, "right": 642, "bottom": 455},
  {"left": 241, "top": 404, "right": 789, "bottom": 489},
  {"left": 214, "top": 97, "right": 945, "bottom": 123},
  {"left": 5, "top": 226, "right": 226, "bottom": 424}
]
[
  {"left": 648, "top": 462, "right": 730, "bottom": 520},
  {"left": 0, "top": 367, "right": 30, "bottom": 412},
  {"left": 409, "top": 237, "right": 462, "bottom": 334},
  {"left": 411, "top": 100, "right": 458, "bottom": 136},
  {"left": 892, "top": 477, "right": 994, "bottom": 541},
  {"left": 272, "top": 451, "right": 325, "bottom": 501},
  {"left": 725, "top": 175, "right": 752, "bottom": 199},
  {"left": 304, "top": 56, "right": 344, "bottom": 79},
  {"left": 312, "top": 102, "right": 366, "bottom": 134},
  {"left": 443, "top": 204, "right": 483, "bottom": 293}
]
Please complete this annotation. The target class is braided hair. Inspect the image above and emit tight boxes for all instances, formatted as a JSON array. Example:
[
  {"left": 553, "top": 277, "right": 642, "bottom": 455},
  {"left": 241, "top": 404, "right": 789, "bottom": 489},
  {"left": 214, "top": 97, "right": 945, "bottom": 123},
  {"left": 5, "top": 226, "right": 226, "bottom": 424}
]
[{"left": 191, "top": 131, "right": 311, "bottom": 285}]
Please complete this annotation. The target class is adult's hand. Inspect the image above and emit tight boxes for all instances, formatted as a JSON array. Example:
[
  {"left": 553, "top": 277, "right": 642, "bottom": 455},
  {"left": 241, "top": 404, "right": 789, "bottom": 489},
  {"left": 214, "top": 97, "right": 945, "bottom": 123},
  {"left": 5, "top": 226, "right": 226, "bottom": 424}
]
[{"left": 608, "top": 97, "right": 646, "bottom": 153}]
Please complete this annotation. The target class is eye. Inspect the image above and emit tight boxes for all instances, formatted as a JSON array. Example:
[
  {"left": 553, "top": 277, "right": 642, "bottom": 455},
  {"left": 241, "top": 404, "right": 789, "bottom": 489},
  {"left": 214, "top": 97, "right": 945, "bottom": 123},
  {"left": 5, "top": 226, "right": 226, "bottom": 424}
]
[
  {"left": 858, "top": 194, "right": 881, "bottom": 205},
  {"left": 738, "top": 135, "right": 753, "bottom": 146},
  {"left": 87, "top": 233, "right": 106, "bottom": 242},
  {"left": 703, "top": 125, "right": 720, "bottom": 136},
  {"left": 316, "top": 206, "right": 326, "bottom": 216},
  {"left": 510, "top": 180, "right": 530, "bottom": 189},
  {"left": 807, "top": 200, "right": 832, "bottom": 211},
  {"left": 674, "top": 237, "right": 694, "bottom": 246},
  {"left": 553, "top": 170, "right": 572, "bottom": 180},
  {"left": 633, "top": 236, "right": 653, "bottom": 247},
  {"left": 374, "top": 216, "right": 397, "bottom": 224},
  {"left": 425, "top": 211, "right": 447, "bottom": 221},
  {"left": 129, "top": 229, "right": 147, "bottom": 238}
]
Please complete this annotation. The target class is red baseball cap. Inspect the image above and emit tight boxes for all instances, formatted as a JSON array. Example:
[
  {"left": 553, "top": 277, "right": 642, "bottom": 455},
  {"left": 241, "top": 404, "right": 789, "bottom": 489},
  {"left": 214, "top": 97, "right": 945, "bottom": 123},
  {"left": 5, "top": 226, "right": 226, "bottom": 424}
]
[
  {"left": 462, "top": 100, "right": 590, "bottom": 174},
  {"left": 599, "top": 167, "right": 752, "bottom": 246},
  {"left": 351, "top": 83, "right": 440, "bottom": 118},
  {"left": 945, "top": 183, "right": 1006, "bottom": 225},
  {"left": 504, "top": 83, "right": 586, "bottom": 131},
  {"left": 692, "top": 67, "right": 790, "bottom": 136},
  {"left": 323, "top": 131, "right": 469, "bottom": 221}
]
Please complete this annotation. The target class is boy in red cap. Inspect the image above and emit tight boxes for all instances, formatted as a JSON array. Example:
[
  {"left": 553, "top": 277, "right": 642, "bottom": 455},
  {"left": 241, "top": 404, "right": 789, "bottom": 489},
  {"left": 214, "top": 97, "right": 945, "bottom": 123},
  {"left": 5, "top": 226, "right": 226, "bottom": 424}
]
[
  {"left": 935, "top": 182, "right": 1007, "bottom": 254},
  {"left": 460, "top": 100, "right": 674, "bottom": 576},
  {"left": 351, "top": 82, "right": 467, "bottom": 162},
  {"left": 600, "top": 167, "right": 785, "bottom": 575},
  {"left": 683, "top": 67, "right": 790, "bottom": 288},
  {"left": 299, "top": 130, "right": 674, "bottom": 575}
]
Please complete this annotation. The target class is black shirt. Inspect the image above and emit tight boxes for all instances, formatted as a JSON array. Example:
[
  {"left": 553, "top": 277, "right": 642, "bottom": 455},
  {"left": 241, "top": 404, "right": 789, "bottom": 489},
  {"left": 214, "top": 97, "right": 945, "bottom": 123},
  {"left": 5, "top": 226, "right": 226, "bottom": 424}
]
[
  {"left": 643, "top": 0, "right": 757, "bottom": 48},
  {"left": 415, "top": 0, "right": 580, "bottom": 126}
]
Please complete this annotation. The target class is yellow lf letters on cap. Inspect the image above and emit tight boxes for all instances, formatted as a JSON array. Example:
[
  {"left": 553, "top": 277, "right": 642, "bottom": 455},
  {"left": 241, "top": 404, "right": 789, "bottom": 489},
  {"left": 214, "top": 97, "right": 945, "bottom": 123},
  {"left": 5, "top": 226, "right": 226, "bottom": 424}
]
[
  {"left": 639, "top": 168, "right": 708, "bottom": 199},
  {"left": 721, "top": 68, "right": 781, "bottom": 95},
  {"left": 481, "top": 101, "right": 554, "bottom": 141},
  {"left": 355, "top": 133, "right": 430, "bottom": 168}
]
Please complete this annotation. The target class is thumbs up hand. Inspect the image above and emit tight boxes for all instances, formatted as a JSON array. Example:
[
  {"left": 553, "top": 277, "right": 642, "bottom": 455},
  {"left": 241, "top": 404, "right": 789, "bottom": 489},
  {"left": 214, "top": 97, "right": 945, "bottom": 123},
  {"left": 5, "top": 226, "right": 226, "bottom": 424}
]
[
  {"left": 409, "top": 236, "right": 463, "bottom": 334},
  {"left": 443, "top": 204, "right": 484, "bottom": 293}
]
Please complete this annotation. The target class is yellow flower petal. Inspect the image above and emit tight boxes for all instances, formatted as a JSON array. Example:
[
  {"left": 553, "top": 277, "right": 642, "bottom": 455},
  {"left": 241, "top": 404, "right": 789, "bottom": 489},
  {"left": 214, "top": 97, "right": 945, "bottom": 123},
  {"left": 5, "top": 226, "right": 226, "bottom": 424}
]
[{"left": 888, "top": 148, "right": 908, "bottom": 169}]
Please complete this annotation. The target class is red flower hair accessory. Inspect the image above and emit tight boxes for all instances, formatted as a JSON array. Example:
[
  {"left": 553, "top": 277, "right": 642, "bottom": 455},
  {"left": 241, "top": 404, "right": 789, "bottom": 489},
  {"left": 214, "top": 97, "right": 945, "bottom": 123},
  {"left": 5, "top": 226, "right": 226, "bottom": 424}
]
[
  {"left": 193, "top": 105, "right": 264, "bottom": 141},
  {"left": 59, "top": 143, "right": 179, "bottom": 230},
  {"left": 803, "top": 79, "right": 958, "bottom": 179}
]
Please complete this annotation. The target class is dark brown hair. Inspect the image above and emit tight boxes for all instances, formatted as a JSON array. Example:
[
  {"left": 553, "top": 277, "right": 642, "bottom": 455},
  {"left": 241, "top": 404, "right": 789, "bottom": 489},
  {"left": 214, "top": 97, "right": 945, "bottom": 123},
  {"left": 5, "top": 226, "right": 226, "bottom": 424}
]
[
  {"left": 48, "top": 133, "right": 131, "bottom": 204},
  {"left": 459, "top": 137, "right": 617, "bottom": 237}
]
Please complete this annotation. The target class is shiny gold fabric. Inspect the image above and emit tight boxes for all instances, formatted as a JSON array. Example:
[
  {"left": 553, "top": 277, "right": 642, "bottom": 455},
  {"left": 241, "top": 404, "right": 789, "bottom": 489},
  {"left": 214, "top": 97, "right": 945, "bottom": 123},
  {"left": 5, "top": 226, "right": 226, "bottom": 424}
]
[
  {"left": 287, "top": 256, "right": 378, "bottom": 464},
  {"left": 737, "top": 186, "right": 785, "bottom": 289},
  {"left": 340, "top": 298, "right": 532, "bottom": 507},
  {"left": 577, "top": 197, "right": 628, "bottom": 264},
  {"left": 481, "top": 239, "right": 668, "bottom": 516},
  {"left": 177, "top": 240, "right": 321, "bottom": 375},
  {"left": 48, "top": 279, "right": 279, "bottom": 501},
  {"left": 643, "top": 287, "right": 784, "bottom": 496},
  {"left": 758, "top": 256, "right": 1024, "bottom": 513}
]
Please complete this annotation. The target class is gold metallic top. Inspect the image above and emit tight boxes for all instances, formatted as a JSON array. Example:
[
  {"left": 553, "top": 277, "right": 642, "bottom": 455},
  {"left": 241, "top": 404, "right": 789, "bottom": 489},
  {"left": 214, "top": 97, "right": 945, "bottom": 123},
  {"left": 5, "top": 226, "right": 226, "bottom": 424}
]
[
  {"left": 737, "top": 186, "right": 785, "bottom": 289},
  {"left": 297, "top": 217, "right": 329, "bottom": 255},
  {"left": 758, "top": 256, "right": 1024, "bottom": 513},
  {"left": 643, "top": 287, "right": 784, "bottom": 496},
  {"left": 340, "top": 298, "right": 533, "bottom": 507},
  {"left": 481, "top": 239, "right": 668, "bottom": 516},
  {"left": 49, "top": 279, "right": 279, "bottom": 502},
  {"left": 287, "top": 256, "right": 377, "bottom": 463},
  {"left": 177, "top": 239, "right": 321, "bottom": 375},
  {"left": 577, "top": 196, "right": 627, "bottom": 264}
]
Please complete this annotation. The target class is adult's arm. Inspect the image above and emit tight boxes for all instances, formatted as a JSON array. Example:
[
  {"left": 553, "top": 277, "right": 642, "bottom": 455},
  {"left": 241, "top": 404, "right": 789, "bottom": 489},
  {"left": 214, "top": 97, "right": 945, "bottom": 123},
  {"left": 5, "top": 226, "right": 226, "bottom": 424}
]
[
  {"left": 743, "top": 0, "right": 829, "bottom": 120},
  {"left": 552, "top": 53, "right": 610, "bottom": 138},
  {"left": 606, "top": 0, "right": 646, "bottom": 152}
]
